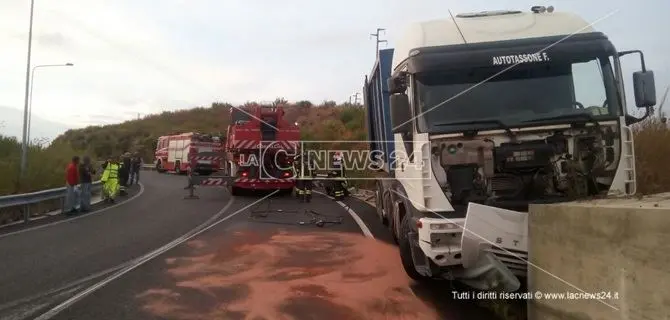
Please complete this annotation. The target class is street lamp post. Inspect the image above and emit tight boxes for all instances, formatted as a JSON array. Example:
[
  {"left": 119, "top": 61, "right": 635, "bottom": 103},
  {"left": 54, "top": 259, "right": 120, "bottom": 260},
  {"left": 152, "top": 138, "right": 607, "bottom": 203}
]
[
  {"left": 19, "top": 0, "right": 36, "bottom": 183},
  {"left": 27, "top": 63, "right": 74, "bottom": 143}
]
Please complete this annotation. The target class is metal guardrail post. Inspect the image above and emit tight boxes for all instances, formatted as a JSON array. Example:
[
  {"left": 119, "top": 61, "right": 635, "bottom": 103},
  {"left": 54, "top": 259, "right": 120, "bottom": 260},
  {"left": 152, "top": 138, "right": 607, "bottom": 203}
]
[{"left": 23, "top": 204, "right": 30, "bottom": 223}]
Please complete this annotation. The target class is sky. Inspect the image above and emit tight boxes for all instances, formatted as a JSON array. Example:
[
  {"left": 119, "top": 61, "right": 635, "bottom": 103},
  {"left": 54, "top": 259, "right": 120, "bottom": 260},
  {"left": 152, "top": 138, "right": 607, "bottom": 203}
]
[{"left": 0, "top": 0, "right": 668, "bottom": 137}]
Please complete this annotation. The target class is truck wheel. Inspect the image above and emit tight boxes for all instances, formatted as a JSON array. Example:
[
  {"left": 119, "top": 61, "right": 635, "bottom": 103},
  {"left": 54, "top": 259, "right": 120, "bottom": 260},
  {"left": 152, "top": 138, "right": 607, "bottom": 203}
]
[
  {"left": 387, "top": 195, "right": 399, "bottom": 244},
  {"left": 230, "top": 187, "right": 240, "bottom": 196},
  {"left": 398, "top": 213, "right": 429, "bottom": 282},
  {"left": 378, "top": 189, "right": 389, "bottom": 226},
  {"left": 156, "top": 161, "right": 165, "bottom": 173}
]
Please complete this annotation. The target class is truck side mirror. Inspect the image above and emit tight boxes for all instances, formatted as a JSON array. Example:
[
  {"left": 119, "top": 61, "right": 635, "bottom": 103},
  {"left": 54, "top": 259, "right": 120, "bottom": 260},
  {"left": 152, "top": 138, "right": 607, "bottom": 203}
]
[
  {"left": 390, "top": 94, "right": 412, "bottom": 134},
  {"left": 387, "top": 71, "right": 409, "bottom": 94},
  {"left": 633, "top": 70, "right": 656, "bottom": 108},
  {"left": 618, "top": 50, "right": 657, "bottom": 109}
]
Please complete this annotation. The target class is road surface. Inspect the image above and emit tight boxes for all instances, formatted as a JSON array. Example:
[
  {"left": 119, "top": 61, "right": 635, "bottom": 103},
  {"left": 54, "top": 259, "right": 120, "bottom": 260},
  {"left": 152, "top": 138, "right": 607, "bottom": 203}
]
[{"left": 0, "top": 171, "right": 499, "bottom": 320}]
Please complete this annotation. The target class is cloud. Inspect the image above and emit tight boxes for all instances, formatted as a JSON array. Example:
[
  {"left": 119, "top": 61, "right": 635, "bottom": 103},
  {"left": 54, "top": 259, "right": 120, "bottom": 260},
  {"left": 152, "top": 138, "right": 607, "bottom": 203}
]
[{"left": 0, "top": 0, "right": 668, "bottom": 131}]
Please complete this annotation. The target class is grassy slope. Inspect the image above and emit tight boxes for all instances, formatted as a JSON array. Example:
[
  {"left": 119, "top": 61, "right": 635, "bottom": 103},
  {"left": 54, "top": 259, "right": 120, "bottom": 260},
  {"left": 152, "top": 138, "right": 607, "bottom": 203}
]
[{"left": 1, "top": 100, "right": 668, "bottom": 196}]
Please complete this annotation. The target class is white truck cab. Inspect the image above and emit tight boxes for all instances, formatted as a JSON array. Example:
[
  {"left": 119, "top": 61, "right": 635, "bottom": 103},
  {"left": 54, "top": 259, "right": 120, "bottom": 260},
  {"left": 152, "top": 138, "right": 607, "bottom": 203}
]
[{"left": 364, "top": 6, "right": 657, "bottom": 291}]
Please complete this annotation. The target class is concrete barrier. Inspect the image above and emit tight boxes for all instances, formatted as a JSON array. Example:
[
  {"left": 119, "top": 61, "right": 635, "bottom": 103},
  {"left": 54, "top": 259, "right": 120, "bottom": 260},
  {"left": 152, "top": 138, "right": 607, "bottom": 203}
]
[{"left": 527, "top": 193, "right": 670, "bottom": 320}]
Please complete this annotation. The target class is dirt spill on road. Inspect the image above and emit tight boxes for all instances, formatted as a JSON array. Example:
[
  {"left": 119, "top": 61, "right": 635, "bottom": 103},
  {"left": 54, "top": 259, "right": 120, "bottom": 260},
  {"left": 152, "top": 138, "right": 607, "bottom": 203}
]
[{"left": 137, "top": 230, "right": 440, "bottom": 320}]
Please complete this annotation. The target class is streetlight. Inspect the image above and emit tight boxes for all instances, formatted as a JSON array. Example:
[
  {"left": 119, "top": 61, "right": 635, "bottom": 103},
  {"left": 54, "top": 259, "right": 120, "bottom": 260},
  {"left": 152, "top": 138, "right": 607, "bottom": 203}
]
[
  {"left": 27, "top": 63, "right": 74, "bottom": 143},
  {"left": 19, "top": 0, "right": 36, "bottom": 182}
]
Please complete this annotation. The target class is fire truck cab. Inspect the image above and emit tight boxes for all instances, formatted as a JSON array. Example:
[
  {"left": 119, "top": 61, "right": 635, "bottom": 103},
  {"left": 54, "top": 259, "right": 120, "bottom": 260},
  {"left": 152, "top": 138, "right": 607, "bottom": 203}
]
[{"left": 225, "top": 105, "right": 300, "bottom": 195}]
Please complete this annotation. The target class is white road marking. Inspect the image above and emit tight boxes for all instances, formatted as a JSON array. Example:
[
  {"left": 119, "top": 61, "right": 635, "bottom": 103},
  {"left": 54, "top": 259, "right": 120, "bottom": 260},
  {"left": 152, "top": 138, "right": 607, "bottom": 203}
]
[
  {"left": 314, "top": 191, "right": 374, "bottom": 239},
  {"left": 0, "top": 183, "right": 146, "bottom": 240},
  {"left": 34, "top": 191, "right": 278, "bottom": 320}
]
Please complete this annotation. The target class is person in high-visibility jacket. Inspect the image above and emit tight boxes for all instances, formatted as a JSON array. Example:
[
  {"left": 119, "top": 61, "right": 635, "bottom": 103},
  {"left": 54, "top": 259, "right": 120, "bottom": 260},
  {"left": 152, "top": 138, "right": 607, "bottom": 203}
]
[
  {"left": 294, "top": 152, "right": 315, "bottom": 203},
  {"left": 101, "top": 157, "right": 120, "bottom": 203}
]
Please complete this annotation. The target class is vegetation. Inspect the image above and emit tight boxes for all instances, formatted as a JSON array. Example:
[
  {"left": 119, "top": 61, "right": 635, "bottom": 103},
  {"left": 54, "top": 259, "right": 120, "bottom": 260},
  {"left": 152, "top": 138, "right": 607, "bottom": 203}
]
[{"left": 1, "top": 98, "right": 670, "bottom": 197}]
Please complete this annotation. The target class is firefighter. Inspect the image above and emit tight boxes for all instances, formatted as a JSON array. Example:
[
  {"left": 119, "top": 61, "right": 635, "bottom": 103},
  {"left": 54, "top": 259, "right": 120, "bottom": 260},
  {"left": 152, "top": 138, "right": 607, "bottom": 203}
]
[
  {"left": 101, "top": 157, "right": 120, "bottom": 203},
  {"left": 294, "top": 152, "right": 315, "bottom": 202},
  {"left": 330, "top": 152, "right": 347, "bottom": 200},
  {"left": 118, "top": 154, "right": 131, "bottom": 196}
]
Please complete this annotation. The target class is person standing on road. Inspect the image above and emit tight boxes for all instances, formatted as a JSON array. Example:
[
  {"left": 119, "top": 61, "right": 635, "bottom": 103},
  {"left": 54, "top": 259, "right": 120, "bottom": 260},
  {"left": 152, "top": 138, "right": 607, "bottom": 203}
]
[
  {"left": 78, "top": 156, "right": 96, "bottom": 212},
  {"left": 64, "top": 156, "right": 81, "bottom": 214},
  {"left": 294, "top": 152, "right": 316, "bottom": 203},
  {"left": 101, "top": 157, "right": 120, "bottom": 203},
  {"left": 330, "top": 152, "right": 346, "bottom": 200},
  {"left": 119, "top": 153, "right": 131, "bottom": 189},
  {"left": 129, "top": 153, "right": 142, "bottom": 185}
]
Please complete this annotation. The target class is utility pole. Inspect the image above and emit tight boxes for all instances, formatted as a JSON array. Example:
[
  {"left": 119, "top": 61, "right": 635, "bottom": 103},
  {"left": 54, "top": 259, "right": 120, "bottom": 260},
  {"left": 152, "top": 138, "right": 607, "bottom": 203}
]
[
  {"left": 370, "top": 28, "right": 387, "bottom": 58},
  {"left": 20, "top": 0, "right": 36, "bottom": 183},
  {"left": 349, "top": 96, "right": 352, "bottom": 105},
  {"left": 352, "top": 92, "right": 361, "bottom": 105}
]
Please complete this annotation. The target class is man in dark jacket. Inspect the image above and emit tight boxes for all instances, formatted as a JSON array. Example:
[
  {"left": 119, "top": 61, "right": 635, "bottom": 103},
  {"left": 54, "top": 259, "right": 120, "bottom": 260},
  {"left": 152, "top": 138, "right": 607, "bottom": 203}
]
[
  {"left": 129, "top": 154, "right": 142, "bottom": 185},
  {"left": 120, "top": 153, "right": 131, "bottom": 189},
  {"left": 78, "top": 156, "right": 96, "bottom": 212}
]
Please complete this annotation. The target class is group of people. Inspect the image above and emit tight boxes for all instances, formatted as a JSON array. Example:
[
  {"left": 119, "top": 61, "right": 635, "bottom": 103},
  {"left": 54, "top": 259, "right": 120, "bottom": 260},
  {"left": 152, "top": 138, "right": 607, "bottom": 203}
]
[
  {"left": 293, "top": 152, "right": 347, "bottom": 203},
  {"left": 64, "top": 152, "right": 142, "bottom": 214}
]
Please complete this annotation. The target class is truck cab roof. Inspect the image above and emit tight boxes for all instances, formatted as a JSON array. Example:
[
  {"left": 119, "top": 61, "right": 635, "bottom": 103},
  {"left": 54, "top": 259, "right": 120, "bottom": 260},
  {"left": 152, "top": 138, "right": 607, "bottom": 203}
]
[{"left": 392, "top": 9, "right": 594, "bottom": 70}]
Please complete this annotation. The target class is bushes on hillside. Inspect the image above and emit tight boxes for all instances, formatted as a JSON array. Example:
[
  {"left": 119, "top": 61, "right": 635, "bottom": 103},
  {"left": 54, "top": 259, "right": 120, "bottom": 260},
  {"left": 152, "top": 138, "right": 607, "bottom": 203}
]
[
  {"left": 0, "top": 135, "right": 82, "bottom": 195},
  {"left": 3, "top": 99, "right": 670, "bottom": 196}
]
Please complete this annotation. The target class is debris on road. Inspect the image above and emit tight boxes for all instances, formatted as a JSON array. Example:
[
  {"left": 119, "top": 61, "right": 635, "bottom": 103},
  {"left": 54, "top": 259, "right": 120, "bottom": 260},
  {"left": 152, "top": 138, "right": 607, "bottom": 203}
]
[{"left": 248, "top": 199, "right": 344, "bottom": 228}]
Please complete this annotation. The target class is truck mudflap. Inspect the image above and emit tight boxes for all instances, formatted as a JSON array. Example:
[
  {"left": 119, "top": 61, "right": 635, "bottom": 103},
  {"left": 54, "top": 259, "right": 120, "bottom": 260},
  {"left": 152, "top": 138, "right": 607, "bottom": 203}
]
[{"left": 458, "top": 203, "right": 528, "bottom": 292}]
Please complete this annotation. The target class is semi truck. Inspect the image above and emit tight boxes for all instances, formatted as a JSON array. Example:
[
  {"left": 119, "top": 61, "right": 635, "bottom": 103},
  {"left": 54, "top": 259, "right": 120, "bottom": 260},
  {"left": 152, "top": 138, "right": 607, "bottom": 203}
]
[
  {"left": 223, "top": 104, "right": 300, "bottom": 195},
  {"left": 364, "top": 6, "right": 657, "bottom": 291}
]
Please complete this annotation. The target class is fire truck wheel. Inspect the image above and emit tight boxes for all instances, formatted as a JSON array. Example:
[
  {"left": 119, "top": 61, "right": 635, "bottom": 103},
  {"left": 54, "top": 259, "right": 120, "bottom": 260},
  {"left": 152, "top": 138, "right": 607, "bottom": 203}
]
[
  {"left": 156, "top": 161, "right": 165, "bottom": 173},
  {"left": 230, "top": 187, "right": 240, "bottom": 196}
]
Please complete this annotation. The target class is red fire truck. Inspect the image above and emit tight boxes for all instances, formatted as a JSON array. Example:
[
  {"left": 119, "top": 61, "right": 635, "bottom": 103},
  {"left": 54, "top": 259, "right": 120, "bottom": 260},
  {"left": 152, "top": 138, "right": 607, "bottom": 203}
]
[
  {"left": 154, "top": 132, "right": 224, "bottom": 175},
  {"left": 224, "top": 104, "right": 300, "bottom": 195}
]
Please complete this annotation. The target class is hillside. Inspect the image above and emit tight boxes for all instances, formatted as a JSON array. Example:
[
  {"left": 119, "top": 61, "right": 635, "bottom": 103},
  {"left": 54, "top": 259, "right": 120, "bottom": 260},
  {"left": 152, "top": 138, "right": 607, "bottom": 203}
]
[
  {"left": 51, "top": 100, "right": 367, "bottom": 162},
  {"left": 2, "top": 98, "right": 670, "bottom": 196}
]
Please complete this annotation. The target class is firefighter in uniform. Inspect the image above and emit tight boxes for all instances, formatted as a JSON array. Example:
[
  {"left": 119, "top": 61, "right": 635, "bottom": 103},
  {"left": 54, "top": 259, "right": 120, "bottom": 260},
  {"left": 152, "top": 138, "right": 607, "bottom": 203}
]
[
  {"left": 101, "top": 157, "right": 120, "bottom": 203},
  {"left": 294, "top": 152, "right": 315, "bottom": 202},
  {"left": 330, "top": 152, "right": 347, "bottom": 200}
]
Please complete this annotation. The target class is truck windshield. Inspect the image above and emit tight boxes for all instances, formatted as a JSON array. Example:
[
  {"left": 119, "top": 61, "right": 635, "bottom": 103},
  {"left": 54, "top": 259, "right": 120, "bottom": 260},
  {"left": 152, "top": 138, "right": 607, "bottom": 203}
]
[{"left": 414, "top": 56, "right": 620, "bottom": 133}]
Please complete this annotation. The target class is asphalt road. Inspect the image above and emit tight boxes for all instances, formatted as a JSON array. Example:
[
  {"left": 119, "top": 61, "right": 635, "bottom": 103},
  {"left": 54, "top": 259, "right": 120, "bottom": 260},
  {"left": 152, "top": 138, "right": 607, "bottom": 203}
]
[{"left": 0, "top": 171, "right": 499, "bottom": 320}]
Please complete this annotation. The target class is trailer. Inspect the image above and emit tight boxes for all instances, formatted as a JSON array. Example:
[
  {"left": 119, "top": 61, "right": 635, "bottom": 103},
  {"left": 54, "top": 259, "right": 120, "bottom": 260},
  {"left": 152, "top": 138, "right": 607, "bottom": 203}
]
[
  {"left": 364, "top": 6, "right": 657, "bottom": 291},
  {"left": 223, "top": 104, "right": 300, "bottom": 196}
]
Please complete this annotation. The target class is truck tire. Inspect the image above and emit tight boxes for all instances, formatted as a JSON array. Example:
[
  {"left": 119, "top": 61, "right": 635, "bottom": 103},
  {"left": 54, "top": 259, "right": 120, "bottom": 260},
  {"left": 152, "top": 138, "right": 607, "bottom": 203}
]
[
  {"left": 398, "top": 213, "right": 429, "bottom": 282},
  {"left": 375, "top": 188, "right": 393, "bottom": 227},
  {"left": 386, "top": 194, "right": 399, "bottom": 244},
  {"left": 230, "top": 187, "right": 240, "bottom": 196},
  {"left": 375, "top": 186, "right": 386, "bottom": 225},
  {"left": 156, "top": 161, "right": 165, "bottom": 173}
]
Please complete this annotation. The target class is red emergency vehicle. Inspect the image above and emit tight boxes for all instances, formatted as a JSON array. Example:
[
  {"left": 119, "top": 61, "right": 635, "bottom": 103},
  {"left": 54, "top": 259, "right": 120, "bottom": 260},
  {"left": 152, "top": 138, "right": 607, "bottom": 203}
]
[
  {"left": 154, "top": 132, "right": 224, "bottom": 175},
  {"left": 224, "top": 104, "right": 300, "bottom": 195}
]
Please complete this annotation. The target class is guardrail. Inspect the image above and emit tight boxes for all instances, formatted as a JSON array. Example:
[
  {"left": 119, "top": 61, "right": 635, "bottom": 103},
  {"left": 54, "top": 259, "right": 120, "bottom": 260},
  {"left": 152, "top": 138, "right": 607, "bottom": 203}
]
[{"left": 0, "top": 181, "right": 103, "bottom": 223}]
